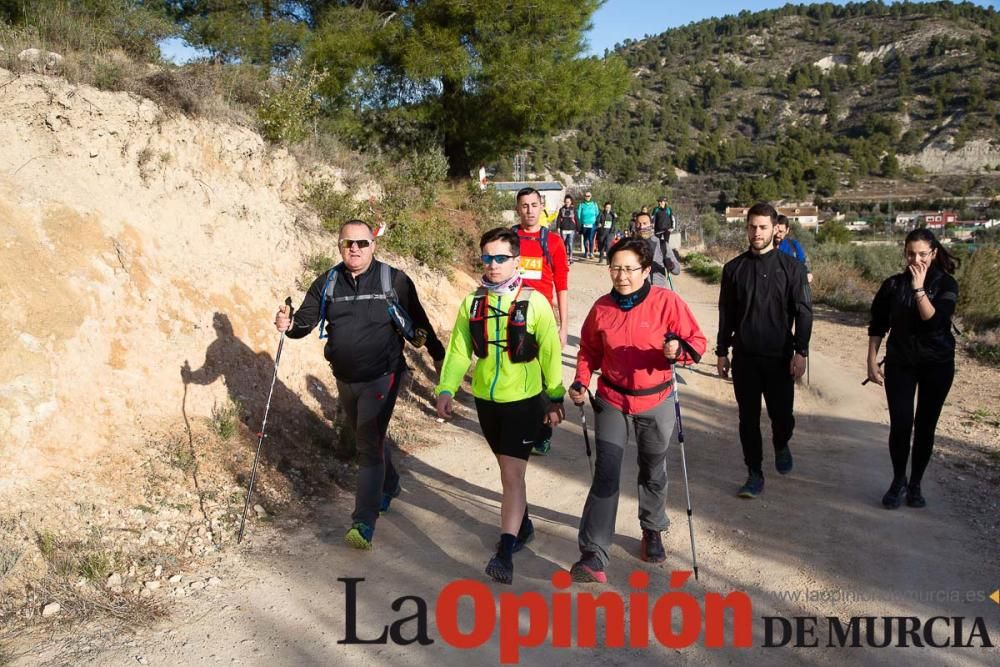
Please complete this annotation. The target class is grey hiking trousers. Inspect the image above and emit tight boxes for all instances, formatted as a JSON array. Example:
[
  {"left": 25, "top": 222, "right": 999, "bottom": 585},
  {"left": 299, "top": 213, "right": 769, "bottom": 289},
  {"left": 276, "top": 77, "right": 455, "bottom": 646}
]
[
  {"left": 336, "top": 369, "right": 406, "bottom": 528},
  {"left": 578, "top": 394, "right": 676, "bottom": 567}
]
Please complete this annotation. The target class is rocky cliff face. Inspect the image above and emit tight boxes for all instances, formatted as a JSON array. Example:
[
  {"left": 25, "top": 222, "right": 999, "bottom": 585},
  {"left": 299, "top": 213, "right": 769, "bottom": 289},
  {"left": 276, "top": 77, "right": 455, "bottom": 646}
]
[{"left": 0, "top": 68, "right": 462, "bottom": 505}]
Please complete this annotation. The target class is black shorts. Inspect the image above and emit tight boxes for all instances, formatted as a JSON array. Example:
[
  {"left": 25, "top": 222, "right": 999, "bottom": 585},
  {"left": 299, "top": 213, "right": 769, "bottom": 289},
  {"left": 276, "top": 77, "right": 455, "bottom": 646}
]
[{"left": 475, "top": 394, "right": 546, "bottom": 460}]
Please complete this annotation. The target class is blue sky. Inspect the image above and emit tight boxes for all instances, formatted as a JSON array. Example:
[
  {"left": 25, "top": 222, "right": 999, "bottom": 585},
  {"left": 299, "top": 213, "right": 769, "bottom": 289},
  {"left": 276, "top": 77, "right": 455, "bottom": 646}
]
[
  {"left": 584, "top": 0, "right": 995, "bottom": 55},
  {"left": 161, "top": 1, "right": 995, "bottom": 63}
]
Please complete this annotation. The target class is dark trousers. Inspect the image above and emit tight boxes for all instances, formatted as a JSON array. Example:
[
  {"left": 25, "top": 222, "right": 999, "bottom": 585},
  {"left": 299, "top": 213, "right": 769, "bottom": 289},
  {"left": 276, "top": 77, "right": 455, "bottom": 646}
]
[
  {"left": 578, "top": 395, "right": 675, "bottom": 567},
  {"left": 596, "top": 228, "right": 612, "bottom": 258},
  {"left": 884, "top": 361, "right": 954, "bottom": 486},
  {"left": 731, "top": 353, "right": 795, "bottom": 472},
  {"left": 336, "top": 370, "right": 405, "bottom": 527}
]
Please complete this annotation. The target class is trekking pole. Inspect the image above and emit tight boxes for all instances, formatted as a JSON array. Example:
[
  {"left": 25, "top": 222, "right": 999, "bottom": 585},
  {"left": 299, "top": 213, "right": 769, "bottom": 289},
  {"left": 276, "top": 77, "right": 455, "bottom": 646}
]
[
  {"left": 237, "top": 297, "right": 293, "bottom": 545},
  {"left": 570, "top": 382, "right": 594, "bottom": 479},
  {"left": 665, "top": 334, "right": 701, "bottom": 580}
]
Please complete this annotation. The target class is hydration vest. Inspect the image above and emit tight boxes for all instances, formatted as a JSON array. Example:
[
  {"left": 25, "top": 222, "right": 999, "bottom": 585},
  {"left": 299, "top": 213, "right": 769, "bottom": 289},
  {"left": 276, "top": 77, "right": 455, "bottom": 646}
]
[
  {"left": 317, "top": 262, "right": 418, "bottom": 343},
  {"left": 469, "top": 286, "right": 539, "bottom": 363}
]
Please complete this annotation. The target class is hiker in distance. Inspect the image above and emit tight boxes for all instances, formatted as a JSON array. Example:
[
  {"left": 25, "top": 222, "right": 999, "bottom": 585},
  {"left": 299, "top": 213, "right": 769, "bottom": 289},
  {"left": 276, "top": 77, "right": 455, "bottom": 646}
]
[
  {"left": 274, "top": 220, "right": 445, "bottom": 550},
  {"left": 568, "top": 237, "right": 706, "bottom": 583},
  {"left": 577, "top": 190, "right": 601, "bottom": 260},
  {"left": 555, "top": 195, "right": 579, "bottom": 264},
  {"left": 774, "top": 215, "right": 813, "bottom": 284},
  {"left": 634, "top": 211, "right": 681, "bottom": 287},
  {"left": 866, "top": 228, "right": 960, "bottom": 510},
  {"left": 595, "top": 201, "right": 617, "bottom": 263},
  {"left": 512, "top": 186, "right": 570, "bottom": 456},
  {"left": 716, "top": 202, "right": 813, "bottom": 499},
  {"left": 651, "top": 195, "right": 676, "bottom": 260},
  {"left": 435, "top": 227, "right": 565, "bottom": 585}
]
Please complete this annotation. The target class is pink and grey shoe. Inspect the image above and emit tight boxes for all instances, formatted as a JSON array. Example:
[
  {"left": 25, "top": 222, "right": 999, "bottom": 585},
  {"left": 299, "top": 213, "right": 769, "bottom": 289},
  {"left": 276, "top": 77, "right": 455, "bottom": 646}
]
[{"left": 570, "top": 552, "right": 607, "bottom": 584}]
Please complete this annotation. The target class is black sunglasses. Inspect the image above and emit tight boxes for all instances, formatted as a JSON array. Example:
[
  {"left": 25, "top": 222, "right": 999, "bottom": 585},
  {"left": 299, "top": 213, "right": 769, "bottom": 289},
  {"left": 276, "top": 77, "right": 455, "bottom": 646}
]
[{"left": 339, "top": 239, "right": 373, "bottom": 250}]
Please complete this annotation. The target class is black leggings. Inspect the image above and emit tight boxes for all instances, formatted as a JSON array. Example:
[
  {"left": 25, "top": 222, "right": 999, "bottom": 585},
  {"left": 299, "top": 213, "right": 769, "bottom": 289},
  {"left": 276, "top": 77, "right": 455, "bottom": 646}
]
[{"left": 883, "top": 361, "right": 954, "bottom": 485}]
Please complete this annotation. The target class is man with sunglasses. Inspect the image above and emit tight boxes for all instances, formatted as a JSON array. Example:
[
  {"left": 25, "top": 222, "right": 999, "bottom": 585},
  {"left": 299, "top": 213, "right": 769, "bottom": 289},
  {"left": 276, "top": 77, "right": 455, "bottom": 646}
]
[
  {"left": 513, "top": 187, "right": 570, "bottom": 455},
  {"left": 274, "top": 220, "right": 445, "bottom": 550}
]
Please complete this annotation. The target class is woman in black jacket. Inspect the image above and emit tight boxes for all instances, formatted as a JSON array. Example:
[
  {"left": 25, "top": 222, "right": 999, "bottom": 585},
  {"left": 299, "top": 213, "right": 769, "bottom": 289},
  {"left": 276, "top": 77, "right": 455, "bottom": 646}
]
[{"left": 867, "top": 228, "right": 960, "bottom": 509}]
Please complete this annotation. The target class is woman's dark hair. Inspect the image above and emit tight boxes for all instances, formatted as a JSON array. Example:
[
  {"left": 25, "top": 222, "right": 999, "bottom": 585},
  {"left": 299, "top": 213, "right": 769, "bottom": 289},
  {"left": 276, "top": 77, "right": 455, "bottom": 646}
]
[
  {"left": 603, "top": 201, "right": 612, "bottom": 207},
  {"left": 904, "top": 228, "right": 959, "bottom": 274},
  {"left": 564, "top": 195, "right": 574, "bottom": 203},
  {"left": 607, "top": 237, "right": 653, "bottom": 269},
  {"left": 480, "top": 227, "right": 520, "bottom": 254}
]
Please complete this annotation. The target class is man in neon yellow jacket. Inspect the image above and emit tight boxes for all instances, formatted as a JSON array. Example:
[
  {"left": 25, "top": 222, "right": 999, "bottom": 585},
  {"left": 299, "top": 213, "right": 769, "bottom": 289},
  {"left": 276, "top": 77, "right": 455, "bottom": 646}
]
[{"left": 436, "top": 226, "right": 565, "bottom": 585}]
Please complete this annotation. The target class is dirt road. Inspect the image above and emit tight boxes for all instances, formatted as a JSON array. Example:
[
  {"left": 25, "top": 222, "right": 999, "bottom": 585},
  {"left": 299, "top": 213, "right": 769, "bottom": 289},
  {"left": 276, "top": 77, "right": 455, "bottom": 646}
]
[{"left": 21, "top": 263, "right": 1000, "bottom": 665}]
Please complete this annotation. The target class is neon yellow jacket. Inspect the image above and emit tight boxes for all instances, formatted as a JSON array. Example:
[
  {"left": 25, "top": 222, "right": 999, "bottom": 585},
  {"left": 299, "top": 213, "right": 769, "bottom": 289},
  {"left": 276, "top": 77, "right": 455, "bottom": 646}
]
[{"left": 436, "top": 288, "right": 565, "bottom": 403}]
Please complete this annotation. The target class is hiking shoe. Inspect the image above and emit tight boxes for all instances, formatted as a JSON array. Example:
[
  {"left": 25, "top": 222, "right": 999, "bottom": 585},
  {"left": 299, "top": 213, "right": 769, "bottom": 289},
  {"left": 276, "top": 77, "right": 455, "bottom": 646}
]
[
  {"left": 737, "top": 470, "right": 765, "bottom": 498},
  {"left": 530, "top": 439, "right": 551, "bottom": 456},
  {"left": 905, "top": 483, "right": 926, "bottom": 508},
  {"left": 379, "top": 484, "right": 401, "bottom": 515},
  {"left": 494, "top": 518, "right": 535, "bottom": 554},
  {"left": 882, "top": 477, "right": 907, "bottom": 509},
  {"left": 485, "top": 552, "right": 514, "bottom": 585},
  {"left": 775, "top": 446, "right": 794, "bottom": 475},
  {"left": 570, "top": 552, "right": 607, "bottom": 584},
  {"left": 640, "top": 529, "right": 666, "bottom": 563},
  {"left": 344, "top": 522, "right": 374, "bottom": 550}
]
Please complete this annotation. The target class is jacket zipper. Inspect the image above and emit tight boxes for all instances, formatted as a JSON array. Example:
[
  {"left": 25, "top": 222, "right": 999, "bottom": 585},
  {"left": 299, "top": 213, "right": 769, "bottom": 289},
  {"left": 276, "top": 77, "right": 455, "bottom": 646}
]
[{"left": 489, "top": 295, "right": 503, "bottom": 401}]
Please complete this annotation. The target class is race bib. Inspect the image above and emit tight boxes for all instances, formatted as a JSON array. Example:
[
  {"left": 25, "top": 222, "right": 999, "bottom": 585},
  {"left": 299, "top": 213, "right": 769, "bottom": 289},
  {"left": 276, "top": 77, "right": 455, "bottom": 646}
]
[{"left": 519, "top": 255, "right": 543, "bottom": 281}]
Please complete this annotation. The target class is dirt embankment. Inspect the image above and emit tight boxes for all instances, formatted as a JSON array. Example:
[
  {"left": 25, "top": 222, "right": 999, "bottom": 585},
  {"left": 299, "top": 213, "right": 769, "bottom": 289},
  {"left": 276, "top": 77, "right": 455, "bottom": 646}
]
[{"left": 0, "top": 67, "right": 468, "bottom": 637}]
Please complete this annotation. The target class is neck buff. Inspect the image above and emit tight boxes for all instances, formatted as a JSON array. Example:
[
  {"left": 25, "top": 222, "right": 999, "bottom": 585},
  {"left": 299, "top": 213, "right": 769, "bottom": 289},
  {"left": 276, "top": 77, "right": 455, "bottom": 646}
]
[
  {"left": 610, "top": 279, "right": 651, "bottom": 311},
  {"left": 481, "top": 271, "right": 522, "bottom": 296}
]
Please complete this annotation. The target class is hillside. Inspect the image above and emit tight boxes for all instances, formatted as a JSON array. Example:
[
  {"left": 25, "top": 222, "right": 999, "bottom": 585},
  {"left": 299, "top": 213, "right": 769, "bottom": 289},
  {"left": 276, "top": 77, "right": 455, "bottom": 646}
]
[
  {"left": 542, "top": 1, "right": 1000, "bottom": 204},
  {"left": 0, "top": 66, "right": 467, "bottom": 634}
]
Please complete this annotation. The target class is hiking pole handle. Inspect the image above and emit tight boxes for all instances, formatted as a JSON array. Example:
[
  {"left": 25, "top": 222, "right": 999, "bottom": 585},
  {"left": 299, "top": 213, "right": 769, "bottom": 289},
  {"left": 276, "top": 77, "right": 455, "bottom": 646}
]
[
  {"left": 569, "top": 381, "right": 586, "bottom": 407},
  {"left": 665, "top": 333, "right": 702, "bottom": 364}
]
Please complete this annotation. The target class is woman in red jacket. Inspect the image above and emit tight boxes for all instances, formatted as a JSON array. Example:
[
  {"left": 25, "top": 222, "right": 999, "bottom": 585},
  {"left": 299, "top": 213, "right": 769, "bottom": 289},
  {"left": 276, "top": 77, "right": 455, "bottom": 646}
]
[{"left": 567, "top": 238, "right": 706, "bottom": 583}]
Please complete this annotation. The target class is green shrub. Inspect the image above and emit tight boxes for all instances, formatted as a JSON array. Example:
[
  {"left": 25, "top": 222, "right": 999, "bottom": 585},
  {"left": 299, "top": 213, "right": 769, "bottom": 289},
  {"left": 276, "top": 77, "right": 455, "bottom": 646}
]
[
  {"left": 816, "top": 221, "right": 851, "bottom": 245},
  {"left": 93, "top": 58, "right": 126, "bottom": 90},
  {"left": 683, "top": 252, "right": 722, "bottom": 283},
  {"left": 381, "top": 215, "right": 457, "bottom": 271},
  {"left": 957, "top": 246, "right": 1000, "bottom": 331},
  {"left": 810, "top": 243, "right": 901, "bottom": 283},
  {"left": 810, "top": 256, "right": 876, "bottom": 312},
  {"left": 78, "top": 551, "right": 113, "bottom": 582},
  {"left": 211, "top": 399, "right": 243, "bottom": 441},
  {"left": 303, "top": 181, "right": 363, "bottom": 232},
  {"left": 461, "top": 181, "right": 508, "bottom": 232},
  {"left": 257, "top": 63, "right": 324, "bottom": 144}
]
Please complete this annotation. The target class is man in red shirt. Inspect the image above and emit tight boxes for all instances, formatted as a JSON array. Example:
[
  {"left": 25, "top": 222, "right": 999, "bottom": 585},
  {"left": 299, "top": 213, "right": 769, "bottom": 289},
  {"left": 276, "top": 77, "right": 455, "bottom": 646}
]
[{"left": 513, "top": 187, "right": 570, "bottom": 454}]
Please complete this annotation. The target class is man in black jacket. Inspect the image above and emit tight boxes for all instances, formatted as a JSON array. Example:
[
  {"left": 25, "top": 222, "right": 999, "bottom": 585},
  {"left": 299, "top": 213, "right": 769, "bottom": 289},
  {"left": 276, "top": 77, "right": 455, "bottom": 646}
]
[
  {"left": 274, "top": 220, "right": 445, "bottom": 549},
  {"left": 716, "top": 202, "right": 812, "bottom": 499}
]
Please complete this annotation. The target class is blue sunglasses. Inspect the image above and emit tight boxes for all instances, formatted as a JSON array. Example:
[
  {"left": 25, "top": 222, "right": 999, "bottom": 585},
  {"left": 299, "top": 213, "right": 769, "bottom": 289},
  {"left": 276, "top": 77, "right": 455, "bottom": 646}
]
[{"left": 481, "top": 254, "right": 519, "bottom": 265}]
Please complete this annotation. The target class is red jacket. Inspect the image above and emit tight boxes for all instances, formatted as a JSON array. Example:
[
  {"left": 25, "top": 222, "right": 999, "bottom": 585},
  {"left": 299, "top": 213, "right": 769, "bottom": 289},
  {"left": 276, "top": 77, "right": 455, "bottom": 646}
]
[
  {"left": 575, "top": 285, "right": 707, "bottom": 414},
  {"left": 515, "top": 227, "right": 569, "bottom": 303}
]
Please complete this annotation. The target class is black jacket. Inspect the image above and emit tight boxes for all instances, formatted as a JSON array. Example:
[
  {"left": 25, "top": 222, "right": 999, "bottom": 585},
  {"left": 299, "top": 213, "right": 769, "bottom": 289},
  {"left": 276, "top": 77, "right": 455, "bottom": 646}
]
[
  {"left": 597, "top": 211, "right": 617, "bottom": 230},
  {"left": 287, "top": 260, "right": 445, "bottom": 383},
  {"left": 716, "top": 249, "right": 813, "bottom": 358},
  {"left": 867, "top": 267, "right": 958, "bottom": 366}
]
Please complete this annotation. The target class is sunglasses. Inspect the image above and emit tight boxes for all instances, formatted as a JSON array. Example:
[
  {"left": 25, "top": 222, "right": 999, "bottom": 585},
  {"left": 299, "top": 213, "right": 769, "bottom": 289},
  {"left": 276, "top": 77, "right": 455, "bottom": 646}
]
[
  {"left": 339, "top": 239, "right": 373, "bottom": 250},
  {"left": 481, "top": 254, "right": 519, "bottom": 265}
]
